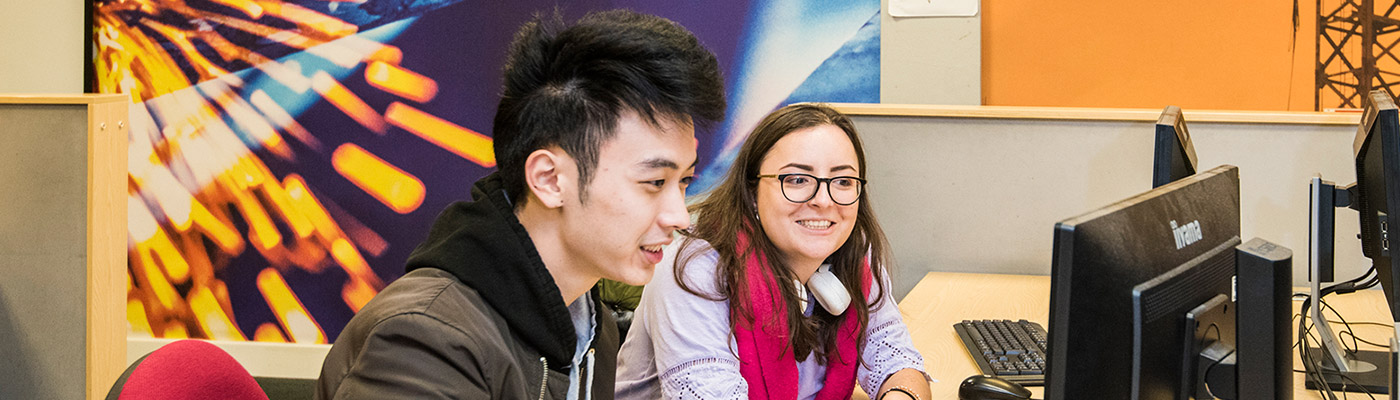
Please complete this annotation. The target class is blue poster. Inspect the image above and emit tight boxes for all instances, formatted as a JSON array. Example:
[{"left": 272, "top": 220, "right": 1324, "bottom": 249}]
[{"left": 96, "top": 0, "right": 879, "bottom": 342}]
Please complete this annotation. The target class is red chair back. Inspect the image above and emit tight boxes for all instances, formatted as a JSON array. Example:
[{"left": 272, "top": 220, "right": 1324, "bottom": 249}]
[{"left": 106, "top": 340, "right": 269, "bottom": 400}]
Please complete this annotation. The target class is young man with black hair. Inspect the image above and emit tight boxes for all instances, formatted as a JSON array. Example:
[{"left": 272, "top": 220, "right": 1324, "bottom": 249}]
[{"left": 315, "top": 10, "right": 725, "bottom": 399}]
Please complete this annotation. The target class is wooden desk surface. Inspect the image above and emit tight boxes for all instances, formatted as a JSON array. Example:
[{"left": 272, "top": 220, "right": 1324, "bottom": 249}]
[{"left": 891, "top": 271, "right": 1396, "bottom": 399}]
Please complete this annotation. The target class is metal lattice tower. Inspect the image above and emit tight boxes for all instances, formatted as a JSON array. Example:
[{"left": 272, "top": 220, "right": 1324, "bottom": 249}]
[{"left": 1317, "top": 0, "right": 1400, "bottom": 110}]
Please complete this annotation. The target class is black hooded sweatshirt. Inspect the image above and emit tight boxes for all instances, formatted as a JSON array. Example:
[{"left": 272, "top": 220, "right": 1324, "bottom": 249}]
[{"left": 316, "top": 172, "right": 618, "bottom": 400}]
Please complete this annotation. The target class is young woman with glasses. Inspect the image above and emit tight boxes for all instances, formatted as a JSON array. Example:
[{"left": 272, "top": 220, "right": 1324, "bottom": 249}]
[{"left": 616, "top": 104, "right": 931, "bottom": 400}]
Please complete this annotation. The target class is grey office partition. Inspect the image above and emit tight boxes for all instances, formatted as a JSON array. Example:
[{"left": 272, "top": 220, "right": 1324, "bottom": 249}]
[
  {"left": 841, "top": 106, "right": 1358, "bottom": 299},
  {"left": 0, "top": 94, "right": 128, "bottom": 400}
]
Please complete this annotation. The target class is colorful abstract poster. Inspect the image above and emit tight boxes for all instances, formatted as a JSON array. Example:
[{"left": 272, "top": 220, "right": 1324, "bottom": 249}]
[{"left": 95, "top": 0, "right": 878, "bottom": 343}]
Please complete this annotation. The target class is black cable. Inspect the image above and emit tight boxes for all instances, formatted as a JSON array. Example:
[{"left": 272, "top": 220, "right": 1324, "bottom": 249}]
[
  {"left": 1292, "top": 312, "right": 1305, "bottom": 351},
  {"left": 1320, "top": 299, "right": 1361, "bottom": 354},
  {"left": 1301, "top": 294, "right": 1373, "bottom": 400},
  {"left": 1328, "top": 318, "right": 1391, "bottom": 348},
  {"left": 1305, "top": 301, "right": 1347, "bottom": 399},
  {"left": 1296, "top": 265, "right": 1386, "bottom": 400},
  {"left": 1201, "top": 345, "right": 1234, "bottom": 400},
  {"left": 1324, "top": 266, "right": 1378, "bottom": 297},
  {"left": 1326, "top": 320, "right": 1392, "bottom": 328},
  {"left": 1287, "top": 314, "right": 1395, "bottom": 351},
  {"left": 1339, "top": 330, "right": 1388, "bottom": 349},
  {"left": 1194, "top": 324, "right": 1232, "bottom": 398},
  {"left": 1200, "top": 323, "right": 1221, "bottom": 345},
  {"left": 1301, "top": 299, "right": 1327, "bottom": 399},
  {"left": 1333, "top": 372, "right": 1377, "bottom": 400},
  {"left": 1299, "top": 296, "right": 1340, "bottom": 400},
  {"left": 1356, "top": 268, "right": 1380, "bottom": 289}
]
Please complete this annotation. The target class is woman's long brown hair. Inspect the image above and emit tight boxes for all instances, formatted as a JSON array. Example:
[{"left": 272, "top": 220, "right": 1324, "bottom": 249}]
[{"left": 675, "top": 103, "right": 892, "bottom": 364}]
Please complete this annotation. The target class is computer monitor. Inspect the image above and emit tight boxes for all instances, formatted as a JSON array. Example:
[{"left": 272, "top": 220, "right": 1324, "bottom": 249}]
[
  {"left": 1046, "top": 164, "right": 1240, "bottom": 399},
  {"left": 1352, "top": 90, "right": 1400, "bottom": 321},
  {"left": 1153, "top": 106, "right": 1199, "bottom": 188},
  {"left": 1300, "top": 89, "right": 1400, "bottom": 393}
]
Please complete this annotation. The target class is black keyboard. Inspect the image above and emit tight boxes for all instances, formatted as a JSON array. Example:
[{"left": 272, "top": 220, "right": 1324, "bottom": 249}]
[{"left": 953, "top": 319, "right": 1048, "bottom": 386}]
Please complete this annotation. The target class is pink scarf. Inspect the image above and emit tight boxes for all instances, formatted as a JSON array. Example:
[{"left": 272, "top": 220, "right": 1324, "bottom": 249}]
[{"left": 733, "top": 232, "right": 871, "bottom": 400}]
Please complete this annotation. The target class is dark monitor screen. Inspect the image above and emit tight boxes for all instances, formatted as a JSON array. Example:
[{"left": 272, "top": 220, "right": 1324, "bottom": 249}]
[
  {"left": 1353, "top": 90, "right": 1400, "bottom": 321},
  {"left": 1153, "top": 106, "right": 1199, "bottom": 188},
  {"left": 1046, "top": 165, "right": 1240, "bottom": 399}
]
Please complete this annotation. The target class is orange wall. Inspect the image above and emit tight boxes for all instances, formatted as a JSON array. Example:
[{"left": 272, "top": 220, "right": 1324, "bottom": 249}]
[{"left": 982, "top": 0, "right": 1315, "bottom": 111}]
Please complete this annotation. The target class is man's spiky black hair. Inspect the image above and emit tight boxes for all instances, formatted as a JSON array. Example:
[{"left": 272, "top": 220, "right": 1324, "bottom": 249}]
[{"left": 492, "top": 9, "right": 727, "bottom": 205}]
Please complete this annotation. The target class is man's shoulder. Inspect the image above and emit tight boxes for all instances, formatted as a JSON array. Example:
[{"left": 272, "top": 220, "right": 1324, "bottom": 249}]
[
  {"left": 317, "top": 268, "right": 542, "bottom": 400},
  {"left": 349, "top": 268, "right": 506, "bottom": 338}
]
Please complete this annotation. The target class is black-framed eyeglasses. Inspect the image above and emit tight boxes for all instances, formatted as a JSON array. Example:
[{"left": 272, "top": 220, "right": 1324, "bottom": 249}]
[{"left": 754, "top": 173, "right": 866, "bottom": 206}]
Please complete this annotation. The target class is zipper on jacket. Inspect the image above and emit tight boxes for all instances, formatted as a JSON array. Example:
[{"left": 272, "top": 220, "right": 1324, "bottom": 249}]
[
  {"left": 538, "top": 357, "right": 548, "bottom": 400},
  {"left": 584, "top": 349, "right": 596, "bottom": 400}
]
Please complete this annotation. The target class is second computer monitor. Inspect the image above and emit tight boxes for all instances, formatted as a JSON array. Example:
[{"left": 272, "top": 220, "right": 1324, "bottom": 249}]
[
  {"left": 1046, "top": 164, "right": 1240, "bottom": 399},
  {"left": 1153, "top": 106, "right": 1199, "bottom": 188},
  {"left": 1354, "top": 90, "right": 1400, "bottom": 321}
]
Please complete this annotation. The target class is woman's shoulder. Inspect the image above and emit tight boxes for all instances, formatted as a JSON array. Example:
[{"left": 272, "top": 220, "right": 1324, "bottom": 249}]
[{"left": 654, "top": 237, "right": 724, "bottom": 295}]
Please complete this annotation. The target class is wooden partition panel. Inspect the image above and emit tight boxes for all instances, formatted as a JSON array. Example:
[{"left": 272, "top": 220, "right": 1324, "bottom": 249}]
[
  {"left": 0, "top": 94, "right": 128, "bottom": 400},
  {"left": 833, "top": 104, "right": 1361, "bottom": 299}
]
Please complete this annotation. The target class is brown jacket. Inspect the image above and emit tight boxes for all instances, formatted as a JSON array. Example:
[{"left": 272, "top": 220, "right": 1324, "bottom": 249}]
[
  {"left": 316, "top": 268, "right": 619, "bottom": 399},
  {"left": 316, "top": 173, "right": 619, "bottom": 399}
]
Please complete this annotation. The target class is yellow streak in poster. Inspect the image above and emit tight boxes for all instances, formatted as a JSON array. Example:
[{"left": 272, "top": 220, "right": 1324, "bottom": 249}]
[
  {"left": 366, "top": 62, "right": 438, "bottom": 103},
  {"left": 255, "top": 323, "right": 288, "bottom": 343},
  {"left": 312, "top": 72, "right": 386, "bottom": 134},
  {"left": 127, "top": 299, "right": 153, "bottom": 336},
  {"left": 189, "top": 285, "right": 247, "bottom": 340},
  {"left": 257, "top": 268, "right": 326, "bottom": 344},
  {"left": 331, "top": 144, "right": 425, "bottom": 214},
  {"left": 341, "top": 278, "right": 377, "bottom": 313},
  {"left": 385, "top": 102, "right": 496, "bottom": 167}
]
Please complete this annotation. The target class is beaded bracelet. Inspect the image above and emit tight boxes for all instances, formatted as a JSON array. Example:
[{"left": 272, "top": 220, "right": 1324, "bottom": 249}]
[{"left": 878, "top": 386, "right": 921, "bottom": 400}]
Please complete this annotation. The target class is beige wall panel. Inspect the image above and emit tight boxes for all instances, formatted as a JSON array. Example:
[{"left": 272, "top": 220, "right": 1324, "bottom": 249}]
[{"left": 847, "top": 107, "right": 1362, "bottom": 299}]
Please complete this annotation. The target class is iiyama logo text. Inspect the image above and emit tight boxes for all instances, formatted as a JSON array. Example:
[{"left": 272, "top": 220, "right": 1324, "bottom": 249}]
[{"left": 1171, "top": 220, "right": 1203, "bottom": 250}]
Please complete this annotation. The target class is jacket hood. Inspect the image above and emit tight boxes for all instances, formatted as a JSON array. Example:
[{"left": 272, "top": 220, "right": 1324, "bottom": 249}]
[{"left": 404, "top": 172, "right": 576, "bottom": 370}]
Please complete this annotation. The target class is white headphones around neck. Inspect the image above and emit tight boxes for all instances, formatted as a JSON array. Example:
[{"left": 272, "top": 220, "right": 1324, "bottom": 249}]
[{"left": 794, "top": 264, "right": 851, "bottom": 315}]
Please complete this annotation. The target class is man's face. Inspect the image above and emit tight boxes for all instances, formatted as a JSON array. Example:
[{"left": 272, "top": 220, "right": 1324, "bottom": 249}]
[{"left": 558, "top": 111, "right": 696, "bottom": 286}]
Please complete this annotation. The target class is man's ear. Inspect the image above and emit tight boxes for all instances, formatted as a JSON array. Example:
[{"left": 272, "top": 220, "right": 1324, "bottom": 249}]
[{"left": 523, "top": 148, "right": 568, "bottom": 209}]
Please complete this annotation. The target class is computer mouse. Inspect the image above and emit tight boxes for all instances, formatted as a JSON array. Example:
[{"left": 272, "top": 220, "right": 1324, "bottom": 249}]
[{"left": 958, "top": 375, "right": 1032, "bottom": 400}]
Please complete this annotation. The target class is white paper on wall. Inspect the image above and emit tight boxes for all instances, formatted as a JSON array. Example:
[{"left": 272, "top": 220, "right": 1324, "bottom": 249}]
[{"left": 890, "top": 0, "right": 979, "bottom": 17}]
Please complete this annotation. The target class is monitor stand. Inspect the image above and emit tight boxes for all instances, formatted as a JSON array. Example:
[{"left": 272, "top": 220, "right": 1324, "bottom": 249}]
[
  {"left": 1302, "top": 348, "right": 1390, "bottom": 394},
  {"left": 1303, "top": 177, "right": 1391, "bottom": 394}
]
